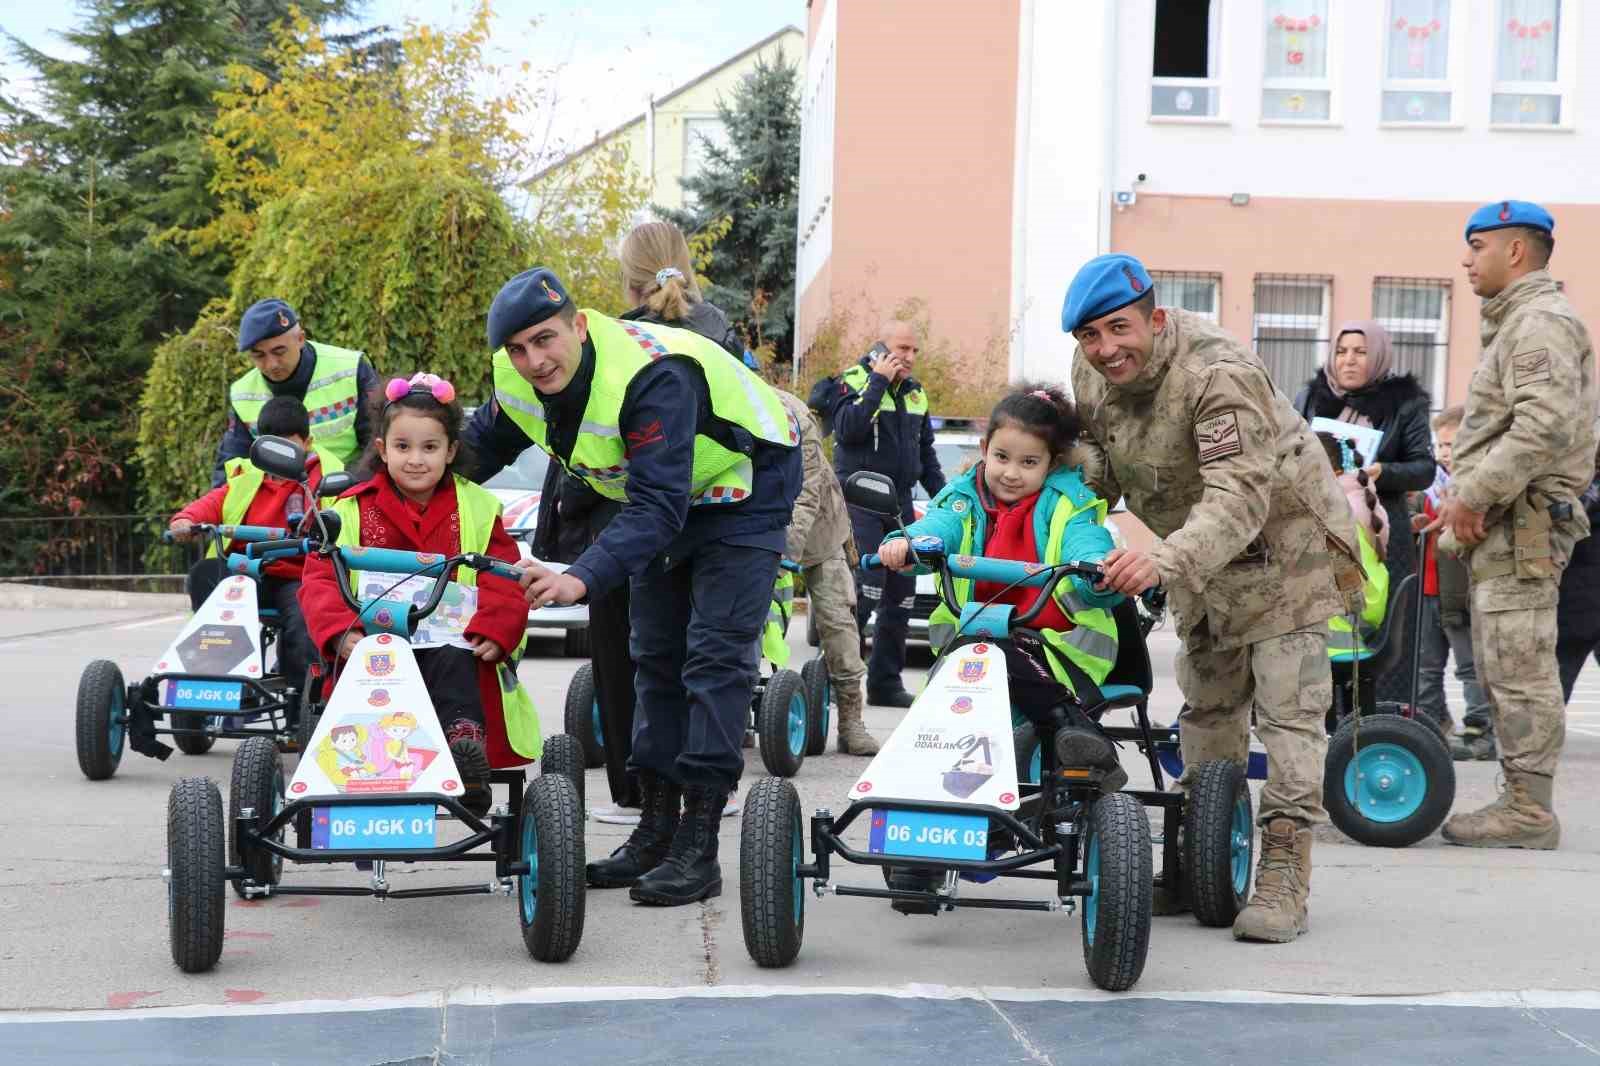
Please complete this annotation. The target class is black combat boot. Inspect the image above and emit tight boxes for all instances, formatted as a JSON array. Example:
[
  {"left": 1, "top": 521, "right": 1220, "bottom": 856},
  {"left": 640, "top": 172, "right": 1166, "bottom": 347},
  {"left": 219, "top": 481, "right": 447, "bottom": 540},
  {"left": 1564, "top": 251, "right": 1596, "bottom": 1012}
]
[
  {"left": 587, "top": 771, "right": 682, "bottom": 888},
  {"left": 629, "top": 783, "right": 728, "bottom": 906}
]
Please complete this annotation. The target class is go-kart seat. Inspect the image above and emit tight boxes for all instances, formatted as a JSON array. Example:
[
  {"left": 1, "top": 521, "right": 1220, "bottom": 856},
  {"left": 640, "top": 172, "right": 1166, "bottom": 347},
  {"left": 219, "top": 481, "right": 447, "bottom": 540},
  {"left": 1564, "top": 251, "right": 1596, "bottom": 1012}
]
[
  {"left": 1079, "top": 598, "right": 1153, "bottom": 716},
  {"left": 1330, "top": 573, "right": 1417, "bottom": 683}
]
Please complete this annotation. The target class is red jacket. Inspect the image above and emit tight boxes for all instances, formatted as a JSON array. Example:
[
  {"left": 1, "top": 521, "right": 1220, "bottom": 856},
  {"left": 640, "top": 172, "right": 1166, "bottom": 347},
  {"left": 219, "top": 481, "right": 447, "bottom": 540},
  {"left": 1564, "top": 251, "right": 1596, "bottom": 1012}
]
[
  {"left": 299, "top": 470, "right": 529, "bottom": 766},
  {"left": 975, "top": 488, "right": 1072, "bottom": 634},
  {"left": 1420, "top": 497, "right": 1440, "bottom": 596},
  {"left": 173, "top": 455, "right": 322, "bottom": 581}
]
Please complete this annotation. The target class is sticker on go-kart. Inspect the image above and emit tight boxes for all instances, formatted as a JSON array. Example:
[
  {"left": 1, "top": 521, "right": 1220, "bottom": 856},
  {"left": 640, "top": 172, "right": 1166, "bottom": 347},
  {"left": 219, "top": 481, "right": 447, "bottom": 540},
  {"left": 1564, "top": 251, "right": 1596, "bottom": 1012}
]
[
  {"left": 850, "top": 643, "right": 1018, "bottom": 810},
  {"left": 287, "top": 634, "right": 462, "bottom": 801},
  {"left": 352, "top": 570, "right": 479, "bottom": 650},
  {"left": 152, "top": 575, "right": 263, "bottom": 684}
]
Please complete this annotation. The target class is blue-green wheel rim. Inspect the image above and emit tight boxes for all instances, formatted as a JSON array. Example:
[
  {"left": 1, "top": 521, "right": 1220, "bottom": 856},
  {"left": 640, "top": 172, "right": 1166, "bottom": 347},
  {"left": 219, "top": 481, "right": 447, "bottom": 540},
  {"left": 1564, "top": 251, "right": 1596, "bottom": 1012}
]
[
  {"left": 1230, "top": 793, "right": 1251, "bottom": 895},
  {"left": 591, "top": 698, "right": 603, "bottom": 748},
  {"left": 788, "top": 692, "right": 807, "bottom": 756},
  {"left": 1026, "top": 744, "right": 1041, "bottom": 786},
  {"left": 791, "top": 812, "right": 804, "bottom": 925},
  {"left": 1343, "top": 742, "right": 1427, "bottom": 823},
  {"left": 108, "top": 685, "right": 125, "bottom": 757},
  {"left": 1083, "top": 831, "right": 1100, "bottom": 945},
  {"left": 519, "top": 811, "right": 539, "bottom": 923}
]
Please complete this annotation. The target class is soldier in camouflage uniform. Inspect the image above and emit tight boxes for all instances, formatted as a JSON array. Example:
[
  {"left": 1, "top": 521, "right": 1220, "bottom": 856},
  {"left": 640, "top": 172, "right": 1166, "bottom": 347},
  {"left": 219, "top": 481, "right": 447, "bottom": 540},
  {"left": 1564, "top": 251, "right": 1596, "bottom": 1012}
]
[
  {"left": 1062, "top": 254, "right": 1364, "bottom": 944},
  {"left": 1430, "top": 201, "right": 1597, "bottom": 850},
  {"left": 774, "top": 389, "right": 878, "bottom": 754}
]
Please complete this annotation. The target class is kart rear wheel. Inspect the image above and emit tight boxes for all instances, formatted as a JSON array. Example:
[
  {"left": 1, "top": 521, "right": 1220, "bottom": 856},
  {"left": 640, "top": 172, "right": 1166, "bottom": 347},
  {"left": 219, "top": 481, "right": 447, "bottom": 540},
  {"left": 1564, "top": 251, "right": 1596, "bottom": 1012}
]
[
  {"left": 800, "top": 658, "right": 831, "bottom": 756},
  {"left": 540, "top": 733, "right": 586, "bottom": 810},
  {"left": 229, "top": 737, "right": 285, "bottom": 897},
  {"left": 75, "top": 660, "right": 126, "bottom": 781},
  {"left": 562, "top": 663, "right": 605, "bottom": 769},
  {"left": 168, "top": 776, "right": 226, "bottom": 973},
  {"left": 1326, "top": 712, "right": 1454, "bottom": 848},
  {"left": 296, "top": 661, "right": 327, "bottom": 751},
  {"left": 1014, "top": 723, "right": 1043, "bottom": 786},
  {"left": 171, "top": 712, "right": 217, "bottom": 756},
  {"left": 1080, "top": 791, "right": 1152, "bottom": 992},
  {"left": 1183, "top": 759, "right": 1252, "bottom": 927},
  {"left": 518, "top": 772, "right": 585, "bottom": 962},
  {"left": 740, "top": 777, "right": 805, "bottom": 966},
  {"left": 562, "top": 626, "right": 591, "bottom": 658},
  {"left": 757, "top": 670, "right": 807, "bottom": 777}
]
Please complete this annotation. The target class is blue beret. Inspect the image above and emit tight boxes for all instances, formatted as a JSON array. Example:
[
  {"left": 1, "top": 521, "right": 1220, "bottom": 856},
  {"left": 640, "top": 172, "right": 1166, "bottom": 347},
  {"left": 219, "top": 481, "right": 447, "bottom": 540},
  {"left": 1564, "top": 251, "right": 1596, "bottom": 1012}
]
[
  {"left": 237, "top": 298, "right": 299, "bottom": 352},
  {"left": 1061, "top": 254, "right": 1154, "bottom": 334},
  {"left": 487, "top": 268, "right": 571, "bottom": 350},
  {"left": 1465, "top": 200, "right": 1554, "bottom": 241}
]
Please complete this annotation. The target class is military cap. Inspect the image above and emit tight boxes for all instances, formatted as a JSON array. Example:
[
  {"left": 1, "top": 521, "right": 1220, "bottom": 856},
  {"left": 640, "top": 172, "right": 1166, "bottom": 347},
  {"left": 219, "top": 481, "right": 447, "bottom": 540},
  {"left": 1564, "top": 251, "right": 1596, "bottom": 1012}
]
[
  {"left": 487, "top": 267, "right": 572, "bottom": 350},
  {"left": 1061, "top": 253, "right": 1154, "bottom": 334},
  {"left": 237, "top": 298, "right": 299, "bottom": 352},
  {"left": 1465, "top": 200, "right": 1555, "bottom": 240}
]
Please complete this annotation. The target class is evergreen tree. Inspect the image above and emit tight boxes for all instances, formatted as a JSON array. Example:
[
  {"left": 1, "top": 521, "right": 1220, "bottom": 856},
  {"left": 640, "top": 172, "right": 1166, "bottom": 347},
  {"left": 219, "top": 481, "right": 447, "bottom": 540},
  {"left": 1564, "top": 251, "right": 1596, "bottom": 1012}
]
[{"left": 661, "top": 49, "right": 801, "bottom": 361}]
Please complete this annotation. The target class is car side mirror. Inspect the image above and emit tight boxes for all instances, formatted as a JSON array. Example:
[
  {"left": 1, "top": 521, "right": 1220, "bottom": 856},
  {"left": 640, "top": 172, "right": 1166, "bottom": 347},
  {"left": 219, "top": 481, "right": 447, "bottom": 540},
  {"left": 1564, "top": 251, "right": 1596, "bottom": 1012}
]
[
  {"left": 250, "top": 435, "right": 308, "bottom": 481},
  {"left": 317, "top": 471, "right": 355, "bottom": 498},
  {"left": 843, "top": 470, "right": 900, "bottom": 516}
]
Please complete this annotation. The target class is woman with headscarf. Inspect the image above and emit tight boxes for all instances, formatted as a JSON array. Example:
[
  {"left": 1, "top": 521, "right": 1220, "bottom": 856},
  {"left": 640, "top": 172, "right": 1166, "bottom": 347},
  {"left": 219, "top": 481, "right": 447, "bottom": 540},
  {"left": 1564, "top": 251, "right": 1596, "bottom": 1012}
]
[{"left": 1294, "top": 320, "right": 1436, "bottom": 701}]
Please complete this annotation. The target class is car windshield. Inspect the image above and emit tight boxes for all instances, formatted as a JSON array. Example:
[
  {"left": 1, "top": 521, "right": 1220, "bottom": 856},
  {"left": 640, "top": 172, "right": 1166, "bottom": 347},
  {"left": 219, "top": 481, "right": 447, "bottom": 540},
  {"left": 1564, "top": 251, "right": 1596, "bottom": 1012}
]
[
  {"left": 482, "top": 447, "right": 550, "bottom": 491},
  {"left": 913, "top": 441, "right": 981, "bottom": 500}
]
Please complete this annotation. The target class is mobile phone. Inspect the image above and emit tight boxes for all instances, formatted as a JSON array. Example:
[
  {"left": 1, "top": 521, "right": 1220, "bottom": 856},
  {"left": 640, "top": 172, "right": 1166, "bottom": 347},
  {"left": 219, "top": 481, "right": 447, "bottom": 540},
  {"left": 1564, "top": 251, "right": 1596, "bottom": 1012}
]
[{"left": 865, "top": 341, "right": 889, "bottom": 361}]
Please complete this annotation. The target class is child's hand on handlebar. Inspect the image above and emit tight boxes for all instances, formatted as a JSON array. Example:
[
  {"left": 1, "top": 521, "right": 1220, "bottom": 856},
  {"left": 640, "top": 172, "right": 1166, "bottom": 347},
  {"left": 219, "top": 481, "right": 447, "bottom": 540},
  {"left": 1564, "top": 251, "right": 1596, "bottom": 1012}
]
[
  {"left": 1097, "top": 547, "right": 1161, "bottom": 596},
  {"left": 519, "top": 561, "right": 588, "bottom": 607},
  {"left": 337, "top": 631, "right": 363, "bottom": 660},
  {"left": 877, "top": 538, "right": 914, "bottom": 571},
  {"left": 467, "top": 635, "right": 504, "bottom": 662},
  {"left": 168, "top": 518, "right": 197, "bottom": 541}
]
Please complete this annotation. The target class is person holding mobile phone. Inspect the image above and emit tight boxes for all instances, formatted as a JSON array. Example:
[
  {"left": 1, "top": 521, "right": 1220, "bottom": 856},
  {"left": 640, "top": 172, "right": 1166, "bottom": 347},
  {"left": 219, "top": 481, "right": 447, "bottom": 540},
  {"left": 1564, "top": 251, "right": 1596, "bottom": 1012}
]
[{"left": 826, "top": 320, "right": 947, "bottom": 708}]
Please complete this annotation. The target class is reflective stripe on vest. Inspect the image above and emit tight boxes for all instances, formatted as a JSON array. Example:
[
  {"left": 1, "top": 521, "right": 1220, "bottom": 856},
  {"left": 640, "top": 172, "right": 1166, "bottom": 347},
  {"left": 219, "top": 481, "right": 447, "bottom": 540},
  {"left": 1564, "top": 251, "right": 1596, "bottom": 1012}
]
[
  {"left": 230, "top": 342, "right": 363, "bottom": 473},
  {"left": 760, "top": 568, "right": 796, "bottom": 668},
  {"left": 491, "top": 310, "right": 798, "bottom": 506},
  {"left": 840, "top": 363, "right": 931, "bottom": 417},
  {"left": 331, "top": 478, "right": 542, "bottom": 759},
  {"left": 1328, "top": 525, "right": 1389, "bottom": 661}
]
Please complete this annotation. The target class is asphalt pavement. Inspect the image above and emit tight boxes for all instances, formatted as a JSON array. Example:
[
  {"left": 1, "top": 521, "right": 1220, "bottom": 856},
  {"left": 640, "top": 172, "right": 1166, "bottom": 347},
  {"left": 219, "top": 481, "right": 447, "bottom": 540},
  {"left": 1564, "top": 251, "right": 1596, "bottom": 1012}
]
[{"left": 1, "top": 586, "right": 1598, "bottom": 1063}]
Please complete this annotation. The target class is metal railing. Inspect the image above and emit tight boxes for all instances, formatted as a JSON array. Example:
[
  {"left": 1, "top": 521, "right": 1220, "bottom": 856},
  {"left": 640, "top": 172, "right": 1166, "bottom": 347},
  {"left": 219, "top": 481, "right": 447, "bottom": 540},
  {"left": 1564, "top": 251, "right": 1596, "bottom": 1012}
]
[{"left": 0, "top": 513, "right": 194, "bottom": 586}]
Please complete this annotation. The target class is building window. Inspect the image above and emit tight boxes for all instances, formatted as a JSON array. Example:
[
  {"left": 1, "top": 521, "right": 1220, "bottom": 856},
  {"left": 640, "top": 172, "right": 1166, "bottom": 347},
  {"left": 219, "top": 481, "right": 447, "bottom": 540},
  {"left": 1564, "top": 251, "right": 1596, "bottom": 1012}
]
[
  {"left": 1383, "top": 1, "right": 1456, "bottom": 123},
  {"left": 682, "top": 115, "right": 729, "bottom": 185},
  {"left": 1152, "top": 271, "right": 1221, "bottom": 321},
  {"left": 1261, "top": 1, "right": 1333, "bottom": 121},
  {"left": 1492, "top": 0, "right": 1572, "bottom": 127},
  {"left": 1253, "top": 274, "right": 1331, "bottom": 392},
  {"left": 1151, "top": 0, "right": 1222, "bottom": 118},
  {"left": 1373, "top": 278, "right": 1450, "bottom": 404}
]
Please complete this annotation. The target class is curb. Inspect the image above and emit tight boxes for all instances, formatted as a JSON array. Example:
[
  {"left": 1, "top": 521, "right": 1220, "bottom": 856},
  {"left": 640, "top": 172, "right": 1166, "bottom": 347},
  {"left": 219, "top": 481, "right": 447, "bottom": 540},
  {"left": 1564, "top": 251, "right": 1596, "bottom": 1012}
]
[{"left": 0, "top": 583, "right": 189, "bottom": 610}]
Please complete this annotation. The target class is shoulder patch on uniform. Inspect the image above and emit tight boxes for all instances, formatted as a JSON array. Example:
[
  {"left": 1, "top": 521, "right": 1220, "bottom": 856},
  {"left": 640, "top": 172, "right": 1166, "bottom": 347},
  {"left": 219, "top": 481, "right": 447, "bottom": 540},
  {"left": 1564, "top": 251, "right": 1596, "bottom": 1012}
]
[
  {"left": 951, "top": 498, "right": 968, "bottom": 514},
  {"left": 1512, "top": 348, "right": 1551, "bottom": 388},
  {"left": 1195, "top": 411, "right": 1243, "bottom": 465}
]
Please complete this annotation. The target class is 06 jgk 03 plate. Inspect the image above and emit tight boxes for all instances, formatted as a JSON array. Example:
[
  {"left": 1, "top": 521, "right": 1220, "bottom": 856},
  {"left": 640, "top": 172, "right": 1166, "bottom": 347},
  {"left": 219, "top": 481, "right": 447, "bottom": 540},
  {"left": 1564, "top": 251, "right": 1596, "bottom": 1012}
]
[{"left": 867, "top": 809, "right": 988, "bottom": 861}]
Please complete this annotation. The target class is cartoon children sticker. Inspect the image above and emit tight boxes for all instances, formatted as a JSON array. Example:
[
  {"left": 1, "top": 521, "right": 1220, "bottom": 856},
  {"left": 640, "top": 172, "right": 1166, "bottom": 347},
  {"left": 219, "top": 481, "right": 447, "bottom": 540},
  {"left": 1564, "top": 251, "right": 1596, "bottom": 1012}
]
[
  {"left": 315, "top": 724, "right": 378, "bottom": 788},
  {"left": 369, "top": 710, "right": 421, "bottom": 780}
]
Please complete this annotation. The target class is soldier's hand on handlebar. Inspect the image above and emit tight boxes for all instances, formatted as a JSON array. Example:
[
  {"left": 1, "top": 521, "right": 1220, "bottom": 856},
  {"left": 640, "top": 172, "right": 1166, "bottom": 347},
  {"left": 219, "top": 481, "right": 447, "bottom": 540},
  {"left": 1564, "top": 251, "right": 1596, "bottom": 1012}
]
[
  {"left": 877, "top": 538, "right": 914, "bottom": 571},
  {"left": 1097, "top": 547, "right": 1161, "bottom": 596},
  {"left": 519, "top": 561, "right": 588, "bottom": 607}
]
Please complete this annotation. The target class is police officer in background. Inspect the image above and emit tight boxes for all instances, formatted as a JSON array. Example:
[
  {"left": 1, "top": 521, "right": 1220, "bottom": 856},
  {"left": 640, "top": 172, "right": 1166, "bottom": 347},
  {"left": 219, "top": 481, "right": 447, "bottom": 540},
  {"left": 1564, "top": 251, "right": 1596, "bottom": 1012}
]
[
  {"left": 1065, "top": 253, "right": 1364, "bottom": 945},
  {"left": 1429, "top": 201, "right": 1597, "bottom": 851},
  {"left": 469, "top": 268, "right": 800, "bottom": 908},
  {"left": 214, "top": 298, "right": 380, "bottom": 486},
  {"left": 827, "top": 321, "right": 946, "bottom": 707}
]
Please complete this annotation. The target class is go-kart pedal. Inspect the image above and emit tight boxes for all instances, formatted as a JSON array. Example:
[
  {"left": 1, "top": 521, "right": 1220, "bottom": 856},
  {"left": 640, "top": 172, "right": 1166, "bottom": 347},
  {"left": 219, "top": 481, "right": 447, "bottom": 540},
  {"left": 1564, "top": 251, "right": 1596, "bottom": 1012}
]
[{"left": 1052, "top": 726, "right": 1128, "bottom": 792}]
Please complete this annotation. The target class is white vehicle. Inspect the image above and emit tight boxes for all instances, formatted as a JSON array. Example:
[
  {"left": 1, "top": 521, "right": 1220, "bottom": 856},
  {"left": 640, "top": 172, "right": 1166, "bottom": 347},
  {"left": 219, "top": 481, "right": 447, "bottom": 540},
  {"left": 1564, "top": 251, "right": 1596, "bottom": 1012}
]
[{"left": 482, "top": 447, "right": 592, "bottom": 657}]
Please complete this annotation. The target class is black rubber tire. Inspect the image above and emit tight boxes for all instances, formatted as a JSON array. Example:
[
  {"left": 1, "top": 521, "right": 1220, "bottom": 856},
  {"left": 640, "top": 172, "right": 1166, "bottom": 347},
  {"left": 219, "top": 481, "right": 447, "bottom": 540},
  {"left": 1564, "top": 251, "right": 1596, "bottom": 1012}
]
[
  {"left": 1325, "top": 712, "right": 1455, "bottom": 848},
  {"left": 171, "top": 712, "right": 217, "bottom": 756},
  {"left": 739, "top": 777, "right": 806, "bottom": 966},
  {"left": 1183, "top": 759, "right": 1252, "bottom": 928},
  {"left": 518, "top": 772, "right": 586, "bottom": 962},
  {"left": 1014, "top": 722, "right": 1041, "bottom": 785},
  {"left": 562, "top": 663, "right": 605, "bottom": 769},
  {"left": 800, "top": 658, "right": 830, "bottom": 757},
  {"left": 228, "top": 737, "right": 285, "bottom": 897},
  {"left": 168, "top": 776, "right": 226, "bottom": 973},
  {"left": 757, "top": 670, "right": 806, "bottom": 778},
  {"left": 540, "top": 733, "right": 586, "bottom": 810},
  {"left": 75, "top": 660, "right": 126, "bottom": 780},
  {"left": 1080, "top": 791, "right": 1153, "bottom": 992},
  {"left": 805, "top": 605, "right": 819, "bottom": 647},
  {"left": 562, "top": 627, "right": 591, "bottom": 658},
  {"left": 296, "top": 661, "right": 326, "bottom": 753}
]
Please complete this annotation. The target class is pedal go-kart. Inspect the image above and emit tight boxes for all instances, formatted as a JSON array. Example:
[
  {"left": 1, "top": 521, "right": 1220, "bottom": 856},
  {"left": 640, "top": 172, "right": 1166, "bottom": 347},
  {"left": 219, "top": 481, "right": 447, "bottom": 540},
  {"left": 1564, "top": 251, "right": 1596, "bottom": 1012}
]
[
  {"left": 75, "top": 523, "right": 315, "bottom": 780},
  {"left": 739, "top": 472, "right": 1253, "bottom": 992},
  {"left": 562, "top": 559, "right": 830, "bottom": 778},
  {"left": 164, "top": 436, "right": 587, "bottom": 973}
]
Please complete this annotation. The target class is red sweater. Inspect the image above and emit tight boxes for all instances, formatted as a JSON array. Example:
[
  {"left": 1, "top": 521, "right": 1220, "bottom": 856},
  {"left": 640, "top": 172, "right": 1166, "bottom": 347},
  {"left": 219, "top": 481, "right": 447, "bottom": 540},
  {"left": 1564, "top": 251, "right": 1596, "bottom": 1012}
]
[
  {"left": 173, "top": 456, "right": 322, "bottom": 580},
  {"left": 974, "top": 488, "right": 1072, "bottom": 633}
]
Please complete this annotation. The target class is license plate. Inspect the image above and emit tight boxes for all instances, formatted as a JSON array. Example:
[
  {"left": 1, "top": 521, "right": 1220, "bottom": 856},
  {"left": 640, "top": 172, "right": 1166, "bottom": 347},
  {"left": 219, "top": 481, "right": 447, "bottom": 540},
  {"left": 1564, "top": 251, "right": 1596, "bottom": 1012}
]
[
  {"left": 159, "top": 679, "right": 242, "bottom": 710},
  {"left": 868, "top": 809, "right": 988, "bottom": 861},
  {"left": 310, "top": 804, "right": 436, "bottom": 850}
]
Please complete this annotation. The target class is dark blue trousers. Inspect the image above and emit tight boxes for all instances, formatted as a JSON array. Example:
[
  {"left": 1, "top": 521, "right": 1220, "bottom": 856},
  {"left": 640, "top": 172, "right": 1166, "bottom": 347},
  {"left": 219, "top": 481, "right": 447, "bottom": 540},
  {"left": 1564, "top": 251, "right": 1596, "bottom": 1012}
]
[
  {"left": 628, "top": 541, "right": 778, "bottom": 790},
  {"left": 850, "top": 503, "right": 914, "bottom": 696}
]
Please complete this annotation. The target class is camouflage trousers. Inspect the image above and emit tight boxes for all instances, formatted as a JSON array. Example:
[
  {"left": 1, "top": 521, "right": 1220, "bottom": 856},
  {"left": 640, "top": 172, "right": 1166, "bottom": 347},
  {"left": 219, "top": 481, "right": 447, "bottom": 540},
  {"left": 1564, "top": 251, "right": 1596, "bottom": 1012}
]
[
  {"left": 804, "top": 554, "right": 866, "bottom": 686},
  {"left": 1175, "top": 623, "right": 1330, "bottom": 826},
  {"left": 1471, "top": 581, "right": 1564, "bottom": 778}
]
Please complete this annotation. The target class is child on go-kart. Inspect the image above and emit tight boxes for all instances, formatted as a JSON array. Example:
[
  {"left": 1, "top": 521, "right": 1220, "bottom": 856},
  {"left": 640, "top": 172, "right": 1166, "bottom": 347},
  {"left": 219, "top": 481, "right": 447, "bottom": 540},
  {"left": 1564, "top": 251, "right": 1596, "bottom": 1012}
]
[
  {"left": 1317, "top": 432, "right": 1390, "bottom": 662},
  {"left": 169, "top": 394, "right": 320, "bottom": 713},
  {"left": 876, "top": 383, "right": 1125, "bottom": 781},
  {"left": 298, "top": 373, "right": 535, "bottom": 817}
]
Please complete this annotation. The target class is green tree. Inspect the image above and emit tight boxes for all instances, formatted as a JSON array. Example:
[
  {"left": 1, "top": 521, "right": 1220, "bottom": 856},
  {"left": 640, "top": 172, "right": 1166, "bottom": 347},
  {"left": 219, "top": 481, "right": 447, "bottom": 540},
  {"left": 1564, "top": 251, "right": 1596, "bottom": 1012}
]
[{"left": 660, "top": 50, "right": 801, "bottom": 360}]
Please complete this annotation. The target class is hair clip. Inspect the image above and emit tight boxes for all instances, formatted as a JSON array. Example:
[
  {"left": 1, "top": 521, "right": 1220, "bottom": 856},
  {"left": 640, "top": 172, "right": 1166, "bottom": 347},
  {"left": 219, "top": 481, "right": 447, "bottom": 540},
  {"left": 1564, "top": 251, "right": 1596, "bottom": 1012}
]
[
  {"left": 1338, "top": 438, "right": 1357, "bottom": 473},
  {"left": 384, "top": 372, "right": 456, "bottom": 407},
  {"left": 654, "top": 266, "right": 685, "bottom": 287},
  {"left": 1030, "top": 389, "right": 1053, "bottom": 402}
]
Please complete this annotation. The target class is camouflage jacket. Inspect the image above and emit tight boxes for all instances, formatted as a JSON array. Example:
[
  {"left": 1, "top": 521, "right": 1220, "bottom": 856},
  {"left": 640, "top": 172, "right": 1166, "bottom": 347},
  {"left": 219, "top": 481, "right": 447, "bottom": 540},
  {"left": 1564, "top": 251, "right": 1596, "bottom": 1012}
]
[
  {"left": 776, "top": 389, "right": 855, "bottom": 567},
  {"left": 1072, "top": 309, "right": 1363, "bottom": 650},
  {"left": 1450, "top": 270, "right": 1597, "bottom": 607}
]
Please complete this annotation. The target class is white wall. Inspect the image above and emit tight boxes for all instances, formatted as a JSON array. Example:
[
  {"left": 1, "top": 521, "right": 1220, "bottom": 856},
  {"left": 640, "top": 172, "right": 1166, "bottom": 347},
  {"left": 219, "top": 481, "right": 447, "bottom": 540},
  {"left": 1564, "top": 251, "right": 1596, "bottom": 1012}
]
[
  {"left": 796, "top": 0, "right": 837, "bottom": 310},
  {"left": 1110, "top": 0, "right": 1600, "bottom": 204}
]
